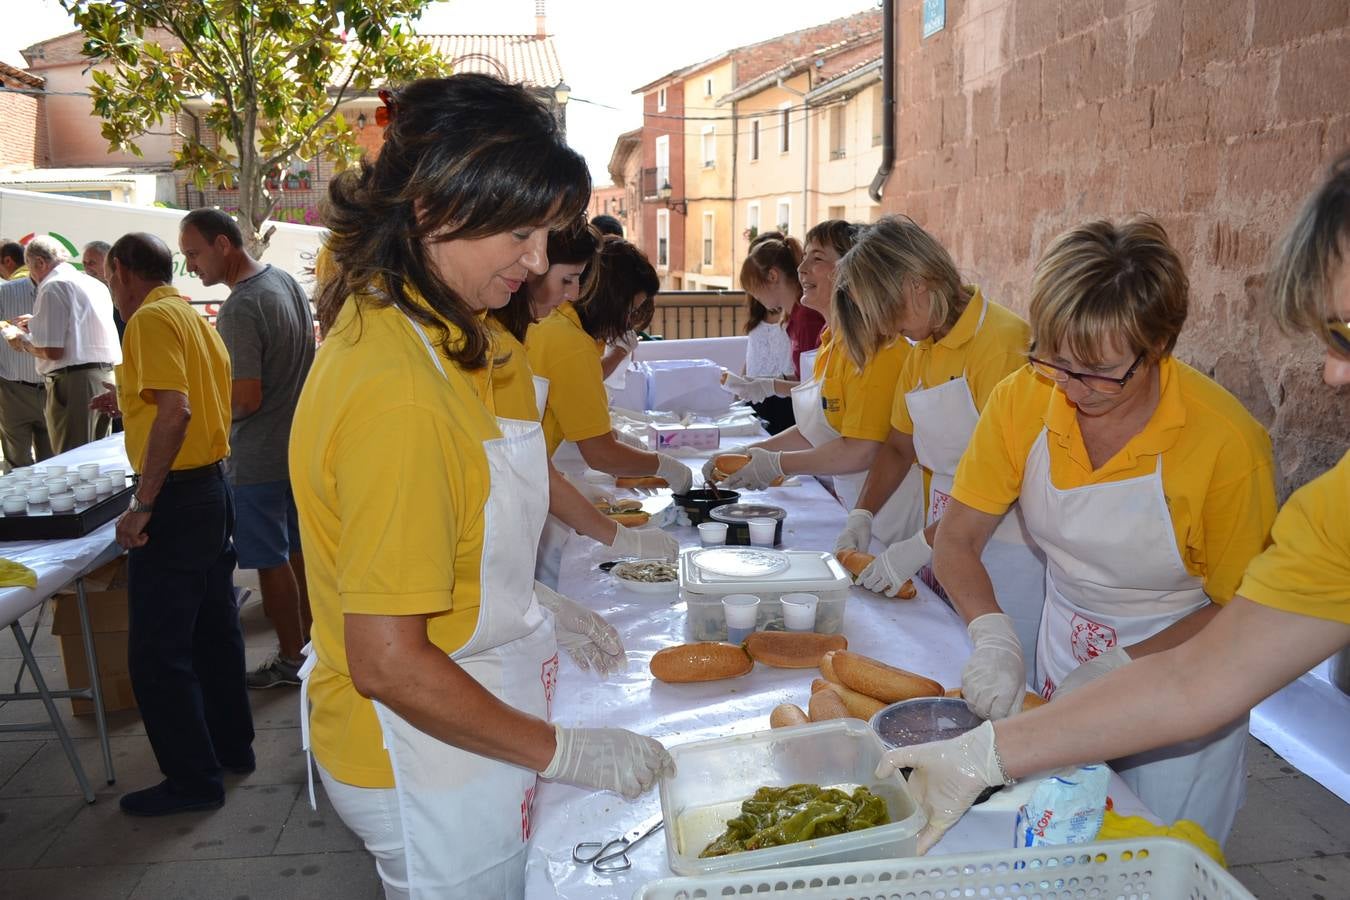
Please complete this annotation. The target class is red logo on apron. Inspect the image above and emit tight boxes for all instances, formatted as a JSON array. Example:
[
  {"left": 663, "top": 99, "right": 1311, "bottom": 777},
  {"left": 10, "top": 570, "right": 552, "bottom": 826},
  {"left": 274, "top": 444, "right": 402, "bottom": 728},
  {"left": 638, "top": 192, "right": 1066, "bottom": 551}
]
[
  {"left": 521, "top": 783, "right": 536, "bottom": 841},
  {"left": 928, "top": 488, "right": 954, "bottom": 524},
  {"left": 1069, "top": 613, "right": 1117, "bottom": 664},
  {"left": 541, "top": 653, "right": 560, "bottom": 716}
]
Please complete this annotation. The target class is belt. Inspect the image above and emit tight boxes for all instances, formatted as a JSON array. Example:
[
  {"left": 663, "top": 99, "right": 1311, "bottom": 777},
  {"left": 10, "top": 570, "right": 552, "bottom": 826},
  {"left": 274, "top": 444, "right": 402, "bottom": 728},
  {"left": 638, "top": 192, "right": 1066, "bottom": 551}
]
[
  {"left": 162, "top": 460, "right": 225, "bottom": 483},
  {"left": 0, "top": 378, "right": 44, "bottom": 389},
  {"left": 47, "top": 362, "right": 113, "bottom": 378}
]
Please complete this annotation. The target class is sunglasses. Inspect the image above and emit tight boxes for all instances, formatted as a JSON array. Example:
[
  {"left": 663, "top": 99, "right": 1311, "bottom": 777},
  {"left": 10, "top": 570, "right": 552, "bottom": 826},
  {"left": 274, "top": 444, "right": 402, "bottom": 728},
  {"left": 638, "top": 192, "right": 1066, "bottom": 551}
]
[
  {"left": 1027, "top": 352, "right": 1146, "bottom": 396},
  {"left": 1328, "top": 318, "right": 1350, "bottom": 357}
]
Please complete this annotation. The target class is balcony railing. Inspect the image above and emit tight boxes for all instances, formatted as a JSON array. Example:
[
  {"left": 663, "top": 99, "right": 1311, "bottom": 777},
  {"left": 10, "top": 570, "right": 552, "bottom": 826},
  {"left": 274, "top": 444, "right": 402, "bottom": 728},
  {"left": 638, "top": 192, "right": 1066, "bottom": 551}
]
[{"left": 648, "top": 290, "right": 747, "bottom": 340}]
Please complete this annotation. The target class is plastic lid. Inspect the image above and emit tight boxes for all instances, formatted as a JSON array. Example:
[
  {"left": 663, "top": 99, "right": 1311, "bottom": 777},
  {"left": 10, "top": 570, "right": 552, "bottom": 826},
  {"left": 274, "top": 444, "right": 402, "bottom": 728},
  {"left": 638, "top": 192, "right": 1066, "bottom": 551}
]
[
  {"left": 709, "top": 503, "right": 787, "bottom": 524},
  {"left": 679, "top": 549, "right": 851, "bottom": 594},
  {"left": 690, "top": 547, "right": 790, "bottom": 577},
  {"left": 869, "top": 697, "right": 984, "bottom": 749}
]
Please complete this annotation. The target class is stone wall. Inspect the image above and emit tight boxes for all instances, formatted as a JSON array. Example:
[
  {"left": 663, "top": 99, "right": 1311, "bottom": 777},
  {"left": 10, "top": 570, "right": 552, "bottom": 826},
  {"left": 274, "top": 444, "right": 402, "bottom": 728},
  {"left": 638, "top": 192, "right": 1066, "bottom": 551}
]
[
  {"left": 0, "top": 83, "right": 46, "bottom": 168},
  {"left": 883, "top": 0, "right": 1349, "bottom": 495}
]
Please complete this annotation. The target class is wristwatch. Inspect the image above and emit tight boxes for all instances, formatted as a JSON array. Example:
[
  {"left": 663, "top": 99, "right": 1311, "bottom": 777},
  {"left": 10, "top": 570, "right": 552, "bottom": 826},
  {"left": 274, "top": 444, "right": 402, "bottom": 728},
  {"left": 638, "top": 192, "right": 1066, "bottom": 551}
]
[{"left": 128, "top": 495, "right": 154, "bottom": 514}]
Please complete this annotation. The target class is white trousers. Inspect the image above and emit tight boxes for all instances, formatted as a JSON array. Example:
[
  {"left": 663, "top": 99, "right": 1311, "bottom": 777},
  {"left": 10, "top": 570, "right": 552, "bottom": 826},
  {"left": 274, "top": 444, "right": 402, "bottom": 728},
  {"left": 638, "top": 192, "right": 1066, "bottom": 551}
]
[{"left": 319, "top": 764, "right": 410, "bottom": 900}]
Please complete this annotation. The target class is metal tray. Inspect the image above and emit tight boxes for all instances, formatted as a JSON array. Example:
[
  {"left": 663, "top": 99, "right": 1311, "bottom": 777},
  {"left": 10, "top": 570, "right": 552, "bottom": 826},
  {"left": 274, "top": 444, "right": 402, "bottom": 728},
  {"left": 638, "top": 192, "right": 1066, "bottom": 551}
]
[{"left": 0, "top": 483, "right": 135, "bottom": 541}]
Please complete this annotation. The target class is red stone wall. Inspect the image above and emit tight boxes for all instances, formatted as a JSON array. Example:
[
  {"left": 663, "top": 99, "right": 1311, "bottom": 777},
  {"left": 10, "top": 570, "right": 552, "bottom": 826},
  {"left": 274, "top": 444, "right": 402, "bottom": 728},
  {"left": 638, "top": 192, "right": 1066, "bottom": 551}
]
[
  {"left": 885, "top": 0, "right": 1349, "bottom": 494},
  {"left": 0, "top": 87, "right": 46, "bottom": 167}
]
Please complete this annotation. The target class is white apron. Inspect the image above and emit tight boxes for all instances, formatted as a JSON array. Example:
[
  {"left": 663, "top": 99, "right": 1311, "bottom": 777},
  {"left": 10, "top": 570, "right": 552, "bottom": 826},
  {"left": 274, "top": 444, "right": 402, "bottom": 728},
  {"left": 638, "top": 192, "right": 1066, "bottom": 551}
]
[
  {"left": 304, "top": 315, "right": 559, "bottom": 898},
  {"left": 1020, "top": 431, "right": 1247, "bottom": 842},
  {"left": 534, "top": 375, "right": 570, "bottom": 589},
  {"left": 791, "top": 347, "right": 923, "bottom": 545},
  {"left": 904, "top": 303, "right": 1046, "bottom": 670}
]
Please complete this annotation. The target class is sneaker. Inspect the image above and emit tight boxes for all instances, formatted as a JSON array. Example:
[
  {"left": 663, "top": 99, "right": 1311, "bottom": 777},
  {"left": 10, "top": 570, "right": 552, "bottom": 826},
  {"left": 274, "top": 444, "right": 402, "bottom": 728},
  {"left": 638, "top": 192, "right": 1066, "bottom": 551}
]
[
  {"left": 120, "top": 780, "right": 224, "bottom": 817},
  {"left": 245, "top": 655, "right": 302, "bottom": 689}
]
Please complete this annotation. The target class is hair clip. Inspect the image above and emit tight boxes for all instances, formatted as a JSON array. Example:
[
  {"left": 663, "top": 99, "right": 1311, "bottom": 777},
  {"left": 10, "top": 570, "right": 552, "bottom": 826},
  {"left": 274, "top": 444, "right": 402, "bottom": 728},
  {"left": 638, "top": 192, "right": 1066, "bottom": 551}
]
[{"left": 376, "top": 89, "right": 397, "bottom": 127}]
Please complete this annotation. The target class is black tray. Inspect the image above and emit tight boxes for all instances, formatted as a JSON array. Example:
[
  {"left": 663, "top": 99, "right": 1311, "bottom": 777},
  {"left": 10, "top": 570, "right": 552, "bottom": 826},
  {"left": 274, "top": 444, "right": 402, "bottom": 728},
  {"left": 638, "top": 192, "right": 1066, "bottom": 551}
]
[{"left": 0, "top": 483, "right": 135, "bottom": 541}]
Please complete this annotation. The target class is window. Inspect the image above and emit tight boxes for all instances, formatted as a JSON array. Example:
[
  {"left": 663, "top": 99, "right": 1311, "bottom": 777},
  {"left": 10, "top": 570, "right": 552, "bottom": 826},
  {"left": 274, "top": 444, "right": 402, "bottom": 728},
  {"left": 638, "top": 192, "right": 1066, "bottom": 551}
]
[
  {"left": 702, "top": 211, "right": 714, "bottom": 266},
  {"left": 871, "top": 84, "right": 884, "bottom": 147},
  {"left": 655, "top": 135, "right": 670, "bottom": 191},
  {"left": 779, "top": 103, "right": 792, "bottom": 153},
  {"left": 657, "top": 87, "right": 667, "bottom": 112},
  {"left": 830, "top": 105, "right": 846, "bottom": 159},
  {"left": 656, "top": 209, "right": 670, "bottom": 267},
  {"left": 776, "top": 198, "right": 792, "bottom": 234},
  {"left": 704, "top": 77, "right": 713, "bottom": 97},
  {"left": 746, "top": 201, "right": 760, "bottom": 239},
  {"left": 701, "top": 126, "right": 715, "bottom": 168},
  {"left": 750, "top": 119, "right": 760, "bottom": 161}
]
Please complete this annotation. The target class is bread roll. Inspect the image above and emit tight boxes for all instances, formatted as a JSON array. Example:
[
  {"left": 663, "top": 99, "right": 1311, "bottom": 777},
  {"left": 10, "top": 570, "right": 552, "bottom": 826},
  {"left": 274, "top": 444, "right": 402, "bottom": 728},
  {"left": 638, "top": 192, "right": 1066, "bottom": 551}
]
[
  {"left": 743, "top": 631, "right": 847, "bottom": 668},
  {"left": 832, "top": 650, "right": 943, "bottom": 703},
  {"left": 769, "top": 703, "right": 810, "bottom": 728},
  {"left": 650, "top": 643, "right": 753, "bottom": 683},
  {"left": 807, "top": 686, "right": 850, "bottom": 722},
  {"left": 709, "top": 452, "right": 785, "bottom": 486},
  {"left": 830, "top": 681, "right": 888, "bottom": 720},
  {"left": 819, "top": 649, "right": 843, "bottom": 685},
  {"left": 616, "top": 475, "right": 668, "bottom": 488},
  {"left": 945, "top": 686, "right": 1047, "bottom": 710},
  {"left": 835, "top": 550, "right": 874, "bottom": 578},
  {"left": 606, "top": 511, "right": 651, "bottom": 527}
]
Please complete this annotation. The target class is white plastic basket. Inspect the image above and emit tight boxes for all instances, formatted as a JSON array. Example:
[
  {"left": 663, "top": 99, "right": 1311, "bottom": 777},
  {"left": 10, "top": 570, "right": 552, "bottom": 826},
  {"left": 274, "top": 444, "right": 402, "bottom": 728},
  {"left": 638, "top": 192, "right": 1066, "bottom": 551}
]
[{"left": 634, "top": 837, "right": 1255, "bottom": 900}]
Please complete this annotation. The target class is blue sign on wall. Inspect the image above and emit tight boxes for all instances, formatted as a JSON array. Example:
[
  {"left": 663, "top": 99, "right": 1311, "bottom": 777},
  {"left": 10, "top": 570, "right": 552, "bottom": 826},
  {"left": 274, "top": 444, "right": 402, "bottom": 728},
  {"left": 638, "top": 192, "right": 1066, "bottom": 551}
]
[{"left": 923, "top": 0, "right": 946, "bottom": 38}]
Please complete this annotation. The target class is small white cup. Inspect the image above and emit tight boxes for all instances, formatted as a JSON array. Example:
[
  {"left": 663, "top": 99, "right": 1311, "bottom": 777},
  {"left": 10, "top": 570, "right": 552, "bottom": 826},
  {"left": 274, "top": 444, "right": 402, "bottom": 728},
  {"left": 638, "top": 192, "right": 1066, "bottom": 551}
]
[
  {"left": 3, "top": 495, "right": 27, "bottom": 514},
  {"left": 747, "top": 517, "right": 777, "bottom": 547},
  {"left": 11, "top": 466, "right": 32, "bottom": 478},
  {"left": 697, "top": 522, "right": 728, "bottom": 546},
  {"left": 45, "top": 477, "right": 70, "bottom": 493},
  {"left": 780, "top": 592, "right": 820, "bottom": 632},
  {"left": 26, "top": 486, "right": 49, "bottom": 504},
  {"left": 78, "top": 463, "right": 101, "bottom": 482},
  {"left": 105, "top": 468, "right": 127, "bottom": 487},
  {"left": 722, "top": 593, "right": 761, "bottom": 644},
  {"left": 45, "top": 464, "right": 67, "bottom": 476},
  {"left": 49, "top": 492, "right": 75, "bottom": 512},
  {"left": 28, "top": 467, "right": 46, "bottom": 478},
  {"left": 94, "top": 476, "right": 113, "bottom": 495},
  {"left": 74, "top": 483, "right": 97, "bottom": 502}
]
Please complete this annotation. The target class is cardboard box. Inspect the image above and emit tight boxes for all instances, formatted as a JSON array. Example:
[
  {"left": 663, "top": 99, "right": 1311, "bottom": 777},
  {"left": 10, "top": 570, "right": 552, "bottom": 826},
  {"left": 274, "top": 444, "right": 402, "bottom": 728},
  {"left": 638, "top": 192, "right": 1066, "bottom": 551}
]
[
  {"left": 647, "top": 423, "right": 721, "bottom": 451},
  {"left": 49, "top": 557, "right": 137, "bottom": 715}
]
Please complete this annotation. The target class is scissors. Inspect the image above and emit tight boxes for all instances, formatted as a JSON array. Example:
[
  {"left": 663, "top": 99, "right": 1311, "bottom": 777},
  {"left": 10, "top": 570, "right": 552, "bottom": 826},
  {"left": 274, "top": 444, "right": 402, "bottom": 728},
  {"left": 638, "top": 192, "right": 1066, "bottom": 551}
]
[{"left": 572, "top": 812, "right": 665, "bottom": 873}]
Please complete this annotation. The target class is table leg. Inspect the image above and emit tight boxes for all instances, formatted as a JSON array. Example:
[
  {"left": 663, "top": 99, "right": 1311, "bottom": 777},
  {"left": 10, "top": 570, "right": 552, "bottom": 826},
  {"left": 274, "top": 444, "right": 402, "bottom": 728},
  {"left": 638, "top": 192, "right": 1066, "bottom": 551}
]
[
  {"left": 10, "top": 597, "right": 46, "bottom": 694},
  {"left": 8, "top": 621, "right": 96, "bottom": 803},
  {"left": 73, "top": 576, "right": 115, "bottom": 785}
]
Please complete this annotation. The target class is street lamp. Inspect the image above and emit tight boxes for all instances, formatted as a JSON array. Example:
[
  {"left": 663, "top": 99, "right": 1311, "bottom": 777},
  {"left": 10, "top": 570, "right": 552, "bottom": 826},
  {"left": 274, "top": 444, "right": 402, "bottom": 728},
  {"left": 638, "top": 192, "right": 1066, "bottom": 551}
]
[{"left": 554, "top": 80, "right": 571, "bottom": 106}]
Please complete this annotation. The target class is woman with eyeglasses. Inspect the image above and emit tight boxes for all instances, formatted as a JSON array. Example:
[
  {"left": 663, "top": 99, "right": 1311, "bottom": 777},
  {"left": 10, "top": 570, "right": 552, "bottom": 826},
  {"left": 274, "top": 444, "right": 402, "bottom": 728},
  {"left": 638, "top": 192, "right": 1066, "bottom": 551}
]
[
  {"left": 930, "top": 216, "right": 1277, "bottom": 844},
  {"left": 878, "top": 154, "right": 1350, "bottom": 855}
]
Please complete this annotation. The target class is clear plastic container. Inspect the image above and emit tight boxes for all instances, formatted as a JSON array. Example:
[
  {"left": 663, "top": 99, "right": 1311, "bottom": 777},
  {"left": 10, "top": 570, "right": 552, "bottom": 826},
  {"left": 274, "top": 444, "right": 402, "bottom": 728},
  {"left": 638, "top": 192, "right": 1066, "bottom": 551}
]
[
  {"left": 680, "top": 549, "right": 850, "bottom": 640},
  {"left": 658, "top": 719, "right": 925, "bottom": 876}
]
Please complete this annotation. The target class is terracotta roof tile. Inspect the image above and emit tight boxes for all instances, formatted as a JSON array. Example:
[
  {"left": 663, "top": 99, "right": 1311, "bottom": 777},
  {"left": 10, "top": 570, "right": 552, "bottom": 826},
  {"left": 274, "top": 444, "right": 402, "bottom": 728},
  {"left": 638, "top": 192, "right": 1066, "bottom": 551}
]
[{"left": 419, "top": 34, "right": 564, "bottom": 88}]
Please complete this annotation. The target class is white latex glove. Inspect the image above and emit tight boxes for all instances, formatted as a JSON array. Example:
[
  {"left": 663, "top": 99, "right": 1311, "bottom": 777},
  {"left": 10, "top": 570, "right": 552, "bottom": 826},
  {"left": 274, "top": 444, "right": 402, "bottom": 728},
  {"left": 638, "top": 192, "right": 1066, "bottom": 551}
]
[
  {"left": 615, "top": 331, "right": 641, "bottom": 354},
  {"left": 609, "top": 523, "right": 679, "bottom": 561},
  {"left": 541, "top": 725, "right": 675, "bottom": 800},
  {"left": 720, "top": 447, "right": 784, "bottom": 490},
  {"left": 535, "top": 582, "right": 627, "bottom": 677},
  {"left": 859, "top": 530, "right": 932, "bottom": 597},
  {"left": 1052, "top": 646, "right": 1131, "bottom": 699},
  {"left": 961, "top": 613, "right": 1027, "bottom": 720},
  {"left": 701, "top": 444, "right": 748, "bottom": 484},
  {"left": 834, "top": 508, "right": 874, "bottom": 555},
  {"left": 874, "top": 720, "right": 1007, "bottom": 854},
  {"left": 737, "top": 376, "right": 779, "bottom": 403},
  {"left": 655, "top": 453, "right": 694, "bottom": 494}
]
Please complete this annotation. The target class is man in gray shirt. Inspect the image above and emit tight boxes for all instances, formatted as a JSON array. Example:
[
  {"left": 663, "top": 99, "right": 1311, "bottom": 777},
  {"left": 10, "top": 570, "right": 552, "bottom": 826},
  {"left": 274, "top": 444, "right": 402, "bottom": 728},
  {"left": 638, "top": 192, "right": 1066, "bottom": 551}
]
[
  {"left": 180, "top": 209, "right": 315, "bottom": 688},
  {"left": 0, "top": 263, "right": 51, "bottom": 468}
]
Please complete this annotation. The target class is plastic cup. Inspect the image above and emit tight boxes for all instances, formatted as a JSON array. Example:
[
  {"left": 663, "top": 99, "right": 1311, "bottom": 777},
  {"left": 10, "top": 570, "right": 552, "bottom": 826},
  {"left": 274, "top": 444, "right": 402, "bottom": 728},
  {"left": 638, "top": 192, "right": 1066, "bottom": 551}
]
[
  {"left": 26, "top": 486, "right": 49, "bottom": 505},
  {"left": 45, "top": 477, "right": 70, "bottom": 493},
  {"left": 94, "top": 477, "right": 113, "bottom": 495},
  {"left": 45, "top": 464, "right": 67, "bottom": 476},
  {"left": 3, "top": 495, "right": 26, "bottom": 514},
  {"left": 78, "top": 463, "right": 101, "bottom": 482},
  {"left": 49, "top": 492, "right": 75, "bottom": 512},
  {"left": 721, "top": 593, "right": 760, "bottom": 644},
  {"left": 74, "top": 484, "right": 97, "bottom": 502},
  {"left": 779, "top": 592, "right": 820, "bottom": 632},
  {"left": 698, "top": 522, "right": 728, "bottom": 546},
  {"left": 105, "top": 467, "right": 127, "bottom": 486},
  {"left": 748, "top": 517, "right": 777, "bottom": 547}
]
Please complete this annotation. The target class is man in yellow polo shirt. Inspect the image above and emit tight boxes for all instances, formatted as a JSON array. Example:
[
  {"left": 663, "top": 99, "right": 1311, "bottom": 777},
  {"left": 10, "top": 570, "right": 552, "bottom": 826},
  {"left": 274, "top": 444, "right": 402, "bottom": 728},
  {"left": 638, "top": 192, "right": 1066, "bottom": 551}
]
[{"left": 95, "top": 233, "right": 254, "bottom": 817}]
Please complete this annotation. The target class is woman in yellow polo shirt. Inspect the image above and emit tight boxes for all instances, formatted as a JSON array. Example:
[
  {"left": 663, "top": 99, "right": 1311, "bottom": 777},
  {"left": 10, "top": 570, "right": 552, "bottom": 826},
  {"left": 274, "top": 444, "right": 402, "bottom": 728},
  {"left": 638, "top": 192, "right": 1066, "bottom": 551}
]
[
  {"left": 878, "top": 152, "right": 1350, "bottom": 856},
  {"left": 525, "top": 238, "right": 694, "bottom": 493},
  {"left": 830, "top": 217, "right": 1046, "bottom": 662},
  {"left": 710, "top": 220, "right": 924, "bottom": 544},
  {"left": 928, "top": 216, "right": 1276, "bottom": 843},
  {"left": 291, "top": 75, "right": 671, "bottom": 898}
]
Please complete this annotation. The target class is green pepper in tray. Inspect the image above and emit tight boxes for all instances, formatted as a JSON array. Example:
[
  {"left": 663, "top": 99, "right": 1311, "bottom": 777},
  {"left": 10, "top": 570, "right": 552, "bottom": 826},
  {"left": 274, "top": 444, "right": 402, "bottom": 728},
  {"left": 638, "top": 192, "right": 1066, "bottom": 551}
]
[{"left": 699, "top": 783, "right": 890, "bottom": 858}]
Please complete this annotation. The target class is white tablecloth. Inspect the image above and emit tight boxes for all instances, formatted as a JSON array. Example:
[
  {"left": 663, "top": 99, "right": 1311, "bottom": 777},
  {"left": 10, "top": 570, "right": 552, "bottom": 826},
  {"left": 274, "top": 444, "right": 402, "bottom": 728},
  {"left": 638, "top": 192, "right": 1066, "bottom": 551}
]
[
  {"left": 524, "top": 441, "right": 1152, "bottom": 898},
  {"left": 0, "top": 435, "right": 131, "bottom": 628}
]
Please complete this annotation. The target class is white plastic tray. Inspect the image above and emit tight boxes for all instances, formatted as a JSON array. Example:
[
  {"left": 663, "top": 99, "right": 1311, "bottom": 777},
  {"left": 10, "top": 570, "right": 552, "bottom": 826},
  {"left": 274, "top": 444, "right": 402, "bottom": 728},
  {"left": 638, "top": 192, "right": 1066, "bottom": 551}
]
[{"left": 634, "top": 837, "right": 1254, "bottom": 899}]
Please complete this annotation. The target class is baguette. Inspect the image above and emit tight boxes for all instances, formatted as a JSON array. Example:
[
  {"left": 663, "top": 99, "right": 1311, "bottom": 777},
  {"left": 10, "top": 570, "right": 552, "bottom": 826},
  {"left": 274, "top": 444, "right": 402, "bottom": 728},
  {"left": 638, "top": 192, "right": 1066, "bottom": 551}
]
[
  {"left": 810, "top": 678, "right": 886, "bottom": 720},
  {"left": 819, "top": 649, "right": 844, "bottom": 686},
  {"left": 811, "top": 677, "right": 831, "bottom": 693},
  {"left": 832, "top": 650, "right": 943, "bottom": 703},
  {"left": 807, "top": 686, "right": 850, "bottom": 722},
  {"left": 835, "top": 550, "right": 917, "bottom": 598},
  {"left": 769, "top": 703, "right": 810, "bottom": 728},
  {"left": 650, "top": 643, "right": 753, "bottom": 683},
  {"left": 616, "top": 475, "right": 668, "bottom": 488},
  {"left": 743, "top": 631, "right": 847, "bottom": 668},
  {"left": 709, "top": 452, "right": 785, "bottom": 486},
  {"left": 945, "top": 686, "right": 1047, "bottom": 710}
]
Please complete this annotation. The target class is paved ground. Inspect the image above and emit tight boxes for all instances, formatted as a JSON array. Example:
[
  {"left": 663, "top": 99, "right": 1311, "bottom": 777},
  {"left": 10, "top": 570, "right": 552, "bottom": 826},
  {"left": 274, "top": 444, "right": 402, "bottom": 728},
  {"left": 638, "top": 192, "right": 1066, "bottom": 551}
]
[{"left": 1, "top": 571, "right": 1348, "bottom": 899}]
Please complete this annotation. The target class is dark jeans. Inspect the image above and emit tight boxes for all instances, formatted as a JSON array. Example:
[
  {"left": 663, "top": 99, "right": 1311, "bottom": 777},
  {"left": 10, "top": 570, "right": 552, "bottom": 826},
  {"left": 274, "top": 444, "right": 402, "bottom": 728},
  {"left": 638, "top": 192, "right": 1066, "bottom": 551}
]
[
  {"left": 751, "top": 395, "right": 796, "bottom": 436},
  {"left": 127, "top": 469, "right": 254, "bottom": 797}
]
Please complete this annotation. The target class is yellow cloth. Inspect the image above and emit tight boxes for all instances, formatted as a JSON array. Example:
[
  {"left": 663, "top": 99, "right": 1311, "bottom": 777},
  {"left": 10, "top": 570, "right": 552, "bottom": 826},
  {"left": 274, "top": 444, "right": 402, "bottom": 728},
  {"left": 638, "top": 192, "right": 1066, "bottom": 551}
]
[
  {"left": 952, "top": 357, "right": 1276, "bottom": 604},
  {"left": 1097, "top": 808, "right": 1226, "bottom": 867},
  {"left": 814, "top": 328, "right": 910, "bottom": 442},
  {"left": 0, "top": 558, "right": 37, "bottom": 588},
  {"left": 1239, "top": 451, "right": 1350, "bottom": 623},
  {"left": 889, "top": 288, "right": 1029, "bottom": 509},
  {"left": 8, "top": 266, "right": 28, "bottom": 281},
  {"left": 489, "top": 318, "right": 542, "bottom": 422},
  {"left": 525, "top": 301, "right": 610, "bottom": 455},
  {"left": 117, "top": 285, "right": 231, "bottom": 472},
  {"left": 289, "top": 294, "right": 499, "bottom": 788}
]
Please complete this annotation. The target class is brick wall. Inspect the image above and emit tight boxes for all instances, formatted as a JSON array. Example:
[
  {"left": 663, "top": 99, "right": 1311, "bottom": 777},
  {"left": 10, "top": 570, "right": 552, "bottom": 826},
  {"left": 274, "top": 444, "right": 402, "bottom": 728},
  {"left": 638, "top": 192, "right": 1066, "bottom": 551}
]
[
  {"left": 0, "top": 88, "right": 46, "bottom": 168},
  {"left": 885, "top": 0, "right": 1349, "bottom": 495},
  {"left": 737, "top": 10, "right": 883, "bottom": 84}
]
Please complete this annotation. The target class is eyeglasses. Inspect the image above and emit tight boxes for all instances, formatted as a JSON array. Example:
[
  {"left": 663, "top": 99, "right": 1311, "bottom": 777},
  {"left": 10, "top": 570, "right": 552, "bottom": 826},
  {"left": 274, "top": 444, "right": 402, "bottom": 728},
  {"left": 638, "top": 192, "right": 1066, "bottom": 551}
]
[
  {"left": 1328, "top": 318, "right": 1350, "bottom": 357},
  {"left": 1027, "top": 352, "right": 1146, "bottom": 395}
]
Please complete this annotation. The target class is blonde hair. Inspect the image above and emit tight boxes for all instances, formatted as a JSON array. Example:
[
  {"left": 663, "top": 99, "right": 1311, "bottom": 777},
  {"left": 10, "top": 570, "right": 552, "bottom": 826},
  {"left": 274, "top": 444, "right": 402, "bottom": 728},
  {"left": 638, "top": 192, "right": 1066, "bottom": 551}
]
[
  {"left": 833, "top": 216, "right": 965, "bottom": 369},
  {"left": 1029, "top": 217, "right": 1188, "bottom": 367},
  {"left": 1268, "top": 152, "right": 1349, "bottom": 350}
]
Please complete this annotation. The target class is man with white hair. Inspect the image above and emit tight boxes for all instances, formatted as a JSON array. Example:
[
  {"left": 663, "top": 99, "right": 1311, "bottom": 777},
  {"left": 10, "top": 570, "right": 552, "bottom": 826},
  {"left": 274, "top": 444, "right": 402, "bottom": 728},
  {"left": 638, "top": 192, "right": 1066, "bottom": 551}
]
[{"left": 4, "top": 235, "right": 122, "bottom": 452}]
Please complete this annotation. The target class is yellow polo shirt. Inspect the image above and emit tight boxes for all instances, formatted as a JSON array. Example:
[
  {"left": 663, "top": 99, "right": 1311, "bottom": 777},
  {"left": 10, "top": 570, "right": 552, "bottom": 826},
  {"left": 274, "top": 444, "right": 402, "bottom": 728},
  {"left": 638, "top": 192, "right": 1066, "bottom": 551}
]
[
  {"left": 290, "top": 294, "right": 498, "bottom": 788},
  {"left": 118, "top": 284, "right": 231, "bottom": 472},
  {"left": 525, "top": 301, "right": 610, "bottom": 455},
  {"left": 814, "top": 327, "right": 910, "bottom": 442},
  {"left": 952, "top": 357, "right": 1276, "bottom": 604},
  {"left": 490, "top": 318, "right": 541, "bottom": 421},
  {"left": 1239, "top": 452, "right": 1350, "bottom": 624}
]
